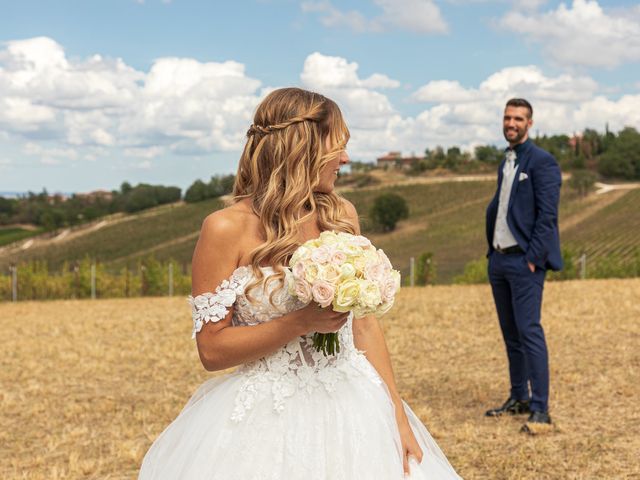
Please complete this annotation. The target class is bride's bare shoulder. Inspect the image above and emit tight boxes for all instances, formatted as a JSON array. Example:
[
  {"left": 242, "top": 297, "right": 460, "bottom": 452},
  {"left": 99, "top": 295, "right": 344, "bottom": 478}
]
[{"left": 200, "top": 198, "right": 261, "bottom": 240}]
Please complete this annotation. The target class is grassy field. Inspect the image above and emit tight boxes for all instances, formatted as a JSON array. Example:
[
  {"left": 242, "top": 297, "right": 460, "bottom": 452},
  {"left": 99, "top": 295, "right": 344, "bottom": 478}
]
[{"left": 1, "top": 279, "right": 639, "bottom": 479}]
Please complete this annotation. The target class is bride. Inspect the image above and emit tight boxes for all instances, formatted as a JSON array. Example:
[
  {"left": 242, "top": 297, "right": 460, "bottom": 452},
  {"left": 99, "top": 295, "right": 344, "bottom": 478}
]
[{"left": 139, "top": 87, "right": 462, "bottom": 479}]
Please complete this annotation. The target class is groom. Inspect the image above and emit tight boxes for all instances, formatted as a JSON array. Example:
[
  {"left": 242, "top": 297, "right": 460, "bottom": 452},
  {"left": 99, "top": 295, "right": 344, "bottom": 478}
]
[{"left": 485, "top": 98, "right": 563, "bottom": 433}]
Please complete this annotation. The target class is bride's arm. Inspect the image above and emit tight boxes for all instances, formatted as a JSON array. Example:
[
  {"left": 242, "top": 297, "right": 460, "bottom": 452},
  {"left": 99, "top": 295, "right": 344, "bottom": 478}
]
[
  {"left": 192, "top": 211, "right": 348, "bottom": 371},
  {"left": 342, "top": 199, "right": 423, "bottom": 474}
]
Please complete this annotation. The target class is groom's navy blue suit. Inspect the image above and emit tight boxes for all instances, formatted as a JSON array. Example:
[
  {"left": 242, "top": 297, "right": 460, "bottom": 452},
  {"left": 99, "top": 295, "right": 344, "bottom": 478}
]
[{"left": 486, "top": 139, "right": 562, "bottom": 413}]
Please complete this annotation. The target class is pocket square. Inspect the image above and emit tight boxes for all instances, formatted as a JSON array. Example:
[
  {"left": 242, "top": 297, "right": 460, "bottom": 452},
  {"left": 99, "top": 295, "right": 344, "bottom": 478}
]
[{"left": 519, "top": 172, "right": 529, "bottom": 182}]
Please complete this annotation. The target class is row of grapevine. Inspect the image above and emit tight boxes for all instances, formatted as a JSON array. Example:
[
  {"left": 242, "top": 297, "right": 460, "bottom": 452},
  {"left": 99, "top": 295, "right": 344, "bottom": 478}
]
[{"left": 0, "top": 257, "right": 192, "bottom": 302}]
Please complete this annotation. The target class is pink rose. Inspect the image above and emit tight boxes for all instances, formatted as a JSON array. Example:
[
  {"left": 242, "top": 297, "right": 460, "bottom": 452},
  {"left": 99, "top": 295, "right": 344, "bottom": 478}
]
[
  {"left": 377, "top": 249, "right": 392, "bottom": 270},
  {"left": 381, "top": 277, "right": 398, "bottom": 303},
  {"left": 311, "top": 246, "right": 331, "bottom": 264},
  {"left": 311, "top": 280, "right": 335, "bottom": 308},
  {"left": 293, "top": 261, "right": 306, "bottom": 279},
  {"left": 364, "top": 262, "right": 386, "bottom": 283},
  {"left": 351, "top": 235, "right": 372, "bottom": 248},
  {"left": 293, "top": 278, "right": 312, "bottom": 304},
  {"left": 330, "top": 250, "right": 347, "bottom": 266}
]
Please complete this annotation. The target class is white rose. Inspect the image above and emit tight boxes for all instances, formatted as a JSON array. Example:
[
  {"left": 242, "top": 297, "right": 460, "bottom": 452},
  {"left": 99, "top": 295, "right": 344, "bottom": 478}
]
[
  {"left": 290, "top": 245, "right": 311, "bottom": 266},
  {"left": 304, "top": 261, "right": 320, "bottom": 283},
  {"left": 319, "top": 263, "right": 342, "bottom": 284},
  {"left": 340, "top": 263, "right": 356, "bottom": 280},
  {"left": 319, "top": 231, "right": 339, "bottom": 244},
  {"left": 333, "top": 279, "right": 360, "bottom": 312},
  {"left": 358, "top": 280, "right": 382, "bottom": 310}
]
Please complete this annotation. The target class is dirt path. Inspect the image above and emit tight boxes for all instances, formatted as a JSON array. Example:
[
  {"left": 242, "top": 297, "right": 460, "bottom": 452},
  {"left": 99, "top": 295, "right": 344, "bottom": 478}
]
[{"left": 0, "top": 202, "right": 185, "bottom": 257}]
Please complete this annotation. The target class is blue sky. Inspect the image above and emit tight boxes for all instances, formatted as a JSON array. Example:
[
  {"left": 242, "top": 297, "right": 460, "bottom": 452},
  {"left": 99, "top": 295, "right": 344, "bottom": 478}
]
[{"left": 1, "top": 0, "right": 639, "bottom": 193}]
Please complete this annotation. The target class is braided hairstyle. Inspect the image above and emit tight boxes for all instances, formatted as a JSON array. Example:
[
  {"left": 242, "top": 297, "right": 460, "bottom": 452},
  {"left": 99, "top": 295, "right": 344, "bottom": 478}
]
[{"left": 233, "top": 87, "right": 355, "bottom": 296}]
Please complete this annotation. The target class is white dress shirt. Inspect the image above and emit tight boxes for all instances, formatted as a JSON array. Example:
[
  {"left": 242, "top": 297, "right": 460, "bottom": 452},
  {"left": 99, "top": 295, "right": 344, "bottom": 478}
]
[{"left": 493, "top": 150, "right": 519, "bottom": 250}]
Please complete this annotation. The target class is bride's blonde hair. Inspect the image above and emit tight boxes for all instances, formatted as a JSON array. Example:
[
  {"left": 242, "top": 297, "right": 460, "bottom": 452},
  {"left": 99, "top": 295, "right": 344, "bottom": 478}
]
[{"left": 233, "top": 87, "right": 356, "bottom": 294}]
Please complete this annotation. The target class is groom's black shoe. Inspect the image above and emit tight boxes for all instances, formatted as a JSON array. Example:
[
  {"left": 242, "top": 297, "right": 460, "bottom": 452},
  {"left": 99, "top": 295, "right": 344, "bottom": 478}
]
[
  {"left": 485, "top": 398, "right": 531, "bottom": 417},
  {"left": 520, "top": 411, "right": 552, "bottom": 434}
]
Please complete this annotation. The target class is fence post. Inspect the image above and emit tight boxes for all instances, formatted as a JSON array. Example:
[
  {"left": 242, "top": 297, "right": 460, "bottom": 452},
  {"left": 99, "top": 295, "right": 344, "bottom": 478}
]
[
  {"left": 579, "top": 253, "right": 587, "bottom": 280},
  {"left": 141, "top": 265, "right": 147, "bottom": 296},
  {"left": 409, "top": 257, "right": 415, "bottom": 287},
  {"left": 125, "top": 266, "right": 130, "bottom": 298},
  {"left": 73, "top": 263, "right": 80, "bottom": 299},
  {"left": 168, "top": 262, "right": 174, "bottom": 297},
  {"left": 10, "top": 264, "right": 17, "bottom": 302},
  {"left": 91, "top": 263, "right": 96, "bottom": 299}
]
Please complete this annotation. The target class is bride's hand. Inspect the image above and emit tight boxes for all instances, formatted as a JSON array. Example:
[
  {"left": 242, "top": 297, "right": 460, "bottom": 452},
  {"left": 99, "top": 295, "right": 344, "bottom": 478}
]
[
  {"left": 397, "top": 414, "right": 423, "bottom": 477},
  {"left": 296, "top": 303, "right": 350, "bottom": 334}
]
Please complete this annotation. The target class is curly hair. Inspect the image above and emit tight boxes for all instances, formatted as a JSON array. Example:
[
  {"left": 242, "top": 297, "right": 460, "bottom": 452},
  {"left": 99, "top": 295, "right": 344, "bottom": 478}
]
[{"left": 233, "top": 87, "right": 356, "bottom": 298}]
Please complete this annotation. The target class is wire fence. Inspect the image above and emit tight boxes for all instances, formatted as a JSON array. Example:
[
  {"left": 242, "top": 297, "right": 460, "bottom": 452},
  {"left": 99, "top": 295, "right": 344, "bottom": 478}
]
[{"left": 2, "top": 252, "right": 634, "bottom": 303}]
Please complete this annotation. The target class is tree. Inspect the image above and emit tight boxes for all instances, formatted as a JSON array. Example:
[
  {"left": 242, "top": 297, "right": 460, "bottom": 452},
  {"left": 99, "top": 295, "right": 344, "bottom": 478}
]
[
  {"left": 474, "top": 145, "right": 502, "bottom": 165},
  {"left": 598, "top": 127, "right": 640, "bottom": 180},
  {"left": 184, "top": 180, "right": 208, "bottom": 203},
  {"left": 568, "top": 170, "right": 597, "bottom": 197},
  {"left": 120, "top": 181, "right": 133, "bottom": 194},
  {"left": 370, "top": 193, "right": 409, "bottom": 232}
]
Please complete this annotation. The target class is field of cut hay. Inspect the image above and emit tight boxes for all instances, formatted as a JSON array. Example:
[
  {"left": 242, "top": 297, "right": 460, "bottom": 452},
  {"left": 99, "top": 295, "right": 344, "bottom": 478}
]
[{"left": 1, "top": 279, "right": 639, "bottom": 479}]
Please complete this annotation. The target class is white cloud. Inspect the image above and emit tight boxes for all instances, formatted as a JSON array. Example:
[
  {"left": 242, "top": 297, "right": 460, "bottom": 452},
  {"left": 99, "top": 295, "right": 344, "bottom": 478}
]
[
  {"left": 500, "top": 0, "right": 640, "bottom": 68},
  {"left": 300, "top": 53, "right": 399, "bottom": 133},
  {"left": 407, "top": 65, "right": 638, "bottom": 153},
  {"left": 0, "top": 37, "right": 264, "bottom": 161},
  {"left": 413, "top": 80, "right": 479, "bottom": 103},
  {"left": 372, "top": 0, "right": 448, "bottom": 34},
  {"left": 301, "top": 53, "right": 399, "bottom": 90},
  {"left": 2, "top": 37, "right": 639, "bottom": 174},
  {"left": 301, "top": 0, "right": 448, "bottom": 34}
]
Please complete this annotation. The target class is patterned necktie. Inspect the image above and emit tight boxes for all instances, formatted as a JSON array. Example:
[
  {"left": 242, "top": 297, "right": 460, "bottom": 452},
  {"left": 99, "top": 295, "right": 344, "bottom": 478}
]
[{"left": 505, "top": 150, "right": 517, "bottom": 169}]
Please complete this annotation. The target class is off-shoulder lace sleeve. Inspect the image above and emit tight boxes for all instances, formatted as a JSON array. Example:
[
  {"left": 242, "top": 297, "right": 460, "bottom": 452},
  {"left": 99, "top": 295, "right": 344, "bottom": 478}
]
[{"left": 188, "top": 268, "right": 248, "bottom": 339}]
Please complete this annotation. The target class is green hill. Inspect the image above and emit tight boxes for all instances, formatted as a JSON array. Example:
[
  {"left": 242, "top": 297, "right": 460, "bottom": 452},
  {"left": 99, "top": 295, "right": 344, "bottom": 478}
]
[{"left": 1, "top": 181, "right": 638, "bottom": 283}]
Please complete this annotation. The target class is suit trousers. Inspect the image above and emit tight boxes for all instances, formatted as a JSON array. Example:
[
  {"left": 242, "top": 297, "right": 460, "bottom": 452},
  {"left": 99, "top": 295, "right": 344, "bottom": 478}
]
[{"left": 488, "top": 251, "right": 549, "bottom": 412}]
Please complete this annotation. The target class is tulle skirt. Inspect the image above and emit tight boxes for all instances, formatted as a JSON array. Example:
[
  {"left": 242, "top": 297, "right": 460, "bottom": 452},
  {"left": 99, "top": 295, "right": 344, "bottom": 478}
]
[{"left": 139, "top": 369, "right": 462, "bottom": 480}]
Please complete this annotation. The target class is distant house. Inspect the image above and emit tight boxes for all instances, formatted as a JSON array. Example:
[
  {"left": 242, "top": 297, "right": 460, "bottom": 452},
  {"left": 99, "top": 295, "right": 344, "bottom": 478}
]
[
  {"left": 75, "top": 190, "right": 114, "bottom": 202},
  {"left": 376, "top": 151, "right": 423, "bottom": 170}
]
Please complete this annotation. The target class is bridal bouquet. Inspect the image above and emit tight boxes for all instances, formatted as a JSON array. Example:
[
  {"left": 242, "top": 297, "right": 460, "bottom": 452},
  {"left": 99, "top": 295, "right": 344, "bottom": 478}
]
[{"left": 288, "top": 231, "right": 401, "bottom": 355}]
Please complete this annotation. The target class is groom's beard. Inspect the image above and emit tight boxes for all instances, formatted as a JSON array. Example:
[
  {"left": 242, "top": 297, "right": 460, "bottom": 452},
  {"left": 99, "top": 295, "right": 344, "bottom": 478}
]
[{"left": 503, "top": 126, "right": 528, "bottom": 145}]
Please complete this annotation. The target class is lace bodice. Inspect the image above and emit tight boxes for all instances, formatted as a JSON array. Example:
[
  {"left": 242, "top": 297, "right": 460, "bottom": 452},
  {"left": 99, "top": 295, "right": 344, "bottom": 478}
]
[{"left": 189, "top": 266, "right": 382, "bottom": 422}]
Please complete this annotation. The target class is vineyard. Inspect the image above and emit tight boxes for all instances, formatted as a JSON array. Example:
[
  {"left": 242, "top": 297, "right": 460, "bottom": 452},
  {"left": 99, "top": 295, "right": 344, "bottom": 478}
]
[
  {"left": 562, "top": 188, "right": 640, "bottom": 261},
  {"left": 0, "top": 180, "right": 639, "bottom": 297}
]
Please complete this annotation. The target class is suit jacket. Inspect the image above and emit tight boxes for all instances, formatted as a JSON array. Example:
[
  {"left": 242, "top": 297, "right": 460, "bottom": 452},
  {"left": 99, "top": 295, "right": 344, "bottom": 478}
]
[{"left": 486, "top": 139, "right": 563, "bottom": 271}]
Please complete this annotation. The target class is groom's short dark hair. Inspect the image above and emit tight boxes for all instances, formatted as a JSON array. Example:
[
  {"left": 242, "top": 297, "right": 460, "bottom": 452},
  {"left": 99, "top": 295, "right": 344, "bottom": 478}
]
[{"left": 506, "top": 98, "right": 533, "bottom": 118}]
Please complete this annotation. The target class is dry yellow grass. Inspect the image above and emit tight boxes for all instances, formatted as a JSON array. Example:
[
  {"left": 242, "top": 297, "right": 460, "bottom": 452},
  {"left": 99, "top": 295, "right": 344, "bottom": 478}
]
[{"left": 1, "top": 279, "right": 639, "bottom": 479}]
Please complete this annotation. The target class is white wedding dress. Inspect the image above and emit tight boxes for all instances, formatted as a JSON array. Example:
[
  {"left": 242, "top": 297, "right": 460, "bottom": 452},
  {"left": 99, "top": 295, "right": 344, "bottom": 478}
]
[{"left": 139, "top": 266, "right": 462, "bottom": 479}]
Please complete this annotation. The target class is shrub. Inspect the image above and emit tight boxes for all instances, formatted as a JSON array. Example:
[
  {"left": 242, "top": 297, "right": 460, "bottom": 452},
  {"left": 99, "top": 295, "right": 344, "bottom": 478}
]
[
  {"left": 370, "top": 193, "right": 409, "bottom": 232},
  {"left": 453, "top": 257, "right": 488, "bottom": 284},
  {"left": 568, "top": 170, "right": 597, "bottom": 197},
  {"left": 415, "top": 252, "right": 436, "bottom": 285}
]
